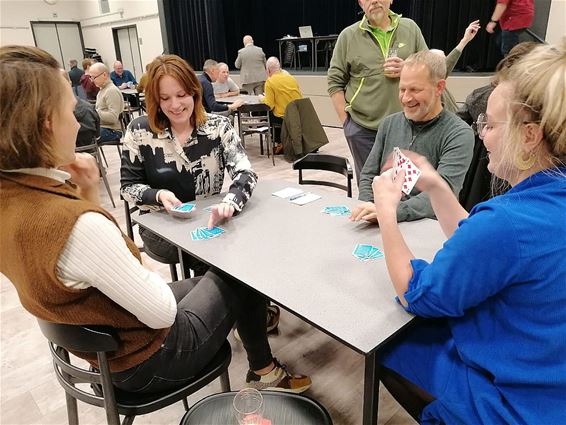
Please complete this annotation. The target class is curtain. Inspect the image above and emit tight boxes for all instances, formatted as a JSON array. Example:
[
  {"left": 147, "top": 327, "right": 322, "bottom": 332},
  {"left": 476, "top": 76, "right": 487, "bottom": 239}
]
[{"left": 160, "top": 0, "right": 501, "bottom": 72}]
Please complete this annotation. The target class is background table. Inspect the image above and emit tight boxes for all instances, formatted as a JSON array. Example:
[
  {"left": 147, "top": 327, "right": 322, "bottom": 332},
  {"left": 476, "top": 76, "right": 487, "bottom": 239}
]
[
  {"left": 215, "top": 94, "right": 261, "bottom": 104},
  {"left": 135, "top": 179, "right": 446, "bottom": 424}
]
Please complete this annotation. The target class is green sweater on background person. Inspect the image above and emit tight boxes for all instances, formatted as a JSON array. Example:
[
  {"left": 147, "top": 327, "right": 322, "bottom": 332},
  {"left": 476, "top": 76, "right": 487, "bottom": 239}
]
[
  {"left": 328, "top": 12, "right": 462, "bottom": 131},
  {"left": 358, "top": 110, "right": 474, "bottom": 222}
]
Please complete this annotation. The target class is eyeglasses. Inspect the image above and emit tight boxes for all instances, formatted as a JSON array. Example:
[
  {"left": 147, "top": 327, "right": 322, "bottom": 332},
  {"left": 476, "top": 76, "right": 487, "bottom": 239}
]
[
  {"left": 89, "top": 72, "right": 104, "bottom": 81},
  {"left": 474, "top": 113, "right": 540, "bottom": 140},
  {"left": 474, "top": 113, "right": 506, "bottom": 140}
]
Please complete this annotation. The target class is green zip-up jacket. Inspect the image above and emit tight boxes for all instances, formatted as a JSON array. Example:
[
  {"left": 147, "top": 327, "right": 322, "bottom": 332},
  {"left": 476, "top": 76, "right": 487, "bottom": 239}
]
[
  {"left": 358, "top": 109, "right": 474, "bottom": 222},
  {"left": 328, "top": 14, "right": 462, "bottom": 130}
]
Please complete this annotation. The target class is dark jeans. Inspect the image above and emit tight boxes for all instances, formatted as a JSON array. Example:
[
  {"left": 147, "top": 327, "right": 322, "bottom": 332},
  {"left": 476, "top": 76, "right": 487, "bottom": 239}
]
[
  {"left": 343, "top": 116, "right": 378, "bottom": 184},
  {"left": 499, "top": 28, "right": 526, "bottom": 56},
  {"left": 139, "top": 227, "right": 209, "bottom": 277},
  {"left": 270, "top": 112, "right": 284, "bottom": 145},
  {"left": 99, "top": 127, "right": 122, "bottom": 143},
  {"left": 112, "top": 270, "right": 272, "bottom": 393}
]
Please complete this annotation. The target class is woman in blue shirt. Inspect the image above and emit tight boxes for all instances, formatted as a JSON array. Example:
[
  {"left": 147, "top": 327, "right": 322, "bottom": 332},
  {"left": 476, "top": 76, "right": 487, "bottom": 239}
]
[{"left": 372, "top": 40, "right": 566, "bottom": 424}]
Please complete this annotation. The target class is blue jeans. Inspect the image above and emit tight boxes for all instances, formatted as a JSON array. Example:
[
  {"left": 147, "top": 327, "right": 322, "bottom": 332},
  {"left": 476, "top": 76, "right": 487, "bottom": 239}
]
[
  {"left": 112, "top": 269, "right": 272, "bottom": 393},
  {"left": 98, "top": 127, "right": 122, "bottom": 143}
]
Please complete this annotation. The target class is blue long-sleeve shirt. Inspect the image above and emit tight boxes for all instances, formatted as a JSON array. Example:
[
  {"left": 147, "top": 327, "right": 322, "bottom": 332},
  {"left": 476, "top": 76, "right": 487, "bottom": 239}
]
[
  {"left": 110, "top": 70, "right": 137, "bottom": 87},
  {"left": 404, "top": 168, "right": 566, "bottom": 424},
  {"left": 198, "top": 73, "right": 229, "bottom": 113}
]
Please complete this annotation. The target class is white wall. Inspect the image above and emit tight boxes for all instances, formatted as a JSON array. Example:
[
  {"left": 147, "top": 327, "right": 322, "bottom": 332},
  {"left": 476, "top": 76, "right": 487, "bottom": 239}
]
[
  {"left": 0, "top": 0, "right": 163, "bottom": 76},
  {"left": 0, "top": 0, "right": 82, "bottom": 46},
  {"left": 546, "top": 0, "right": 566, "bottom": 45}
]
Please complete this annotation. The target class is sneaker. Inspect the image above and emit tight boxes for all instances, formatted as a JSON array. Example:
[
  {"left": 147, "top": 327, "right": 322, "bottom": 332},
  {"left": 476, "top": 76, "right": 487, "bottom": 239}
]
[
  {"left": 246, "top": 359, "right": 312, "bottom": 393},
  {"left": 234, "top": 304, "right": 280, "bottom": 341}
]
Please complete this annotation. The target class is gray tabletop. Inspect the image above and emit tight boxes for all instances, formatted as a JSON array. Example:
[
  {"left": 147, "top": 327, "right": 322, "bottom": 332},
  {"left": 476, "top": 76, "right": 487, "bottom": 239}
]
[{"left": 134, "top": 179, "right": 446, "bottom": 355}]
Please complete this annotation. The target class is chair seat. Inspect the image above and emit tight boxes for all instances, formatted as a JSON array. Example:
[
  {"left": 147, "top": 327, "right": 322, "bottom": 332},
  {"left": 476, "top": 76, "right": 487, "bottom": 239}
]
[
  {"left": 110, "top": 342, "right": 231, "bottom": 416},
  {"left": 180, "top": 390, "right": 332, "bottom": 425}
]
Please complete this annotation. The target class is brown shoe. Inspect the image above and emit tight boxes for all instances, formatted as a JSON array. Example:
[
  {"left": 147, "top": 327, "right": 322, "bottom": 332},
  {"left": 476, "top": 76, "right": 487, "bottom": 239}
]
[{"left": 274, "top": 144, "right": 284, "bottom": 155}]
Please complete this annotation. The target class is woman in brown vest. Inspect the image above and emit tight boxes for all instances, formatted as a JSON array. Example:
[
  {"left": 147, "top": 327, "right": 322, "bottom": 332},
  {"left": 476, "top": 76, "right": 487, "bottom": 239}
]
[{"left": 0, "top": 46, "right": 311, "bottom": 394}]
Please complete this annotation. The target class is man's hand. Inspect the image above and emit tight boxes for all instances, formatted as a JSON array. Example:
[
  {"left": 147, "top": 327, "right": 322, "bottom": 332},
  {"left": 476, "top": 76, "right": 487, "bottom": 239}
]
[
  {"left": 486, "top": 21, "right": 497, "bottom": 34},
  {"left": 258, "top": 94, "right": 265, "bottom": 102},
  {"left": 350, "top": 201, "right": 378, "bottom": 223},
  {"left": 383, "top": 57, "right": 404, "bottom": 79},
  {"left": 158, "top": 191, "right": 182, "bottom": 212},
  {"left": 207, "top": 203, "right": 235, "bottom": 229},
  {"left": 228, "top": 99, "right": 245, "bottom": 111},
  {"left": 119, "top": 83, "right": 128, "bottom": 89},
  {"left": 217, "top": 92, "right": 229, "bottom": 98},
  {"left": 463, "top": 20, "right": 481, "bottom": 43},
  {"left": 372, "top": 169, "right": 404, "bottom": 220}
]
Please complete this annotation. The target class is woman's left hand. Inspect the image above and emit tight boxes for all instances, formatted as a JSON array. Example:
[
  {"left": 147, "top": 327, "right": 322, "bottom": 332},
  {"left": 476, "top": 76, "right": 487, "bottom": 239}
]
[
  {"left": 207, "top": 202, "right": 235, "bottom": 229},
  {"left": 372, "top": 169, "right": 405, "bottom": 220}
]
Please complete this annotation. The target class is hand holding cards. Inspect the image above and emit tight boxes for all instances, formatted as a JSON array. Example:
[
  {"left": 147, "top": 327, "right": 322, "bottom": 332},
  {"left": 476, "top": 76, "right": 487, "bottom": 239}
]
[
  {"left": 169, "top": 203, "right": 196, "bottom": 218},
  {"left": 393, "top": 147, "right": 422, "bottom": 195}
]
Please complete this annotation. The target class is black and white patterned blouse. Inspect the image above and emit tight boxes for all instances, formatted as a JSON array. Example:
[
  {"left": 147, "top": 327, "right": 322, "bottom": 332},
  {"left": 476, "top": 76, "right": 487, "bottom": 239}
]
[{"left": 120, "top": 114, "right": 257, "bottom": 212}]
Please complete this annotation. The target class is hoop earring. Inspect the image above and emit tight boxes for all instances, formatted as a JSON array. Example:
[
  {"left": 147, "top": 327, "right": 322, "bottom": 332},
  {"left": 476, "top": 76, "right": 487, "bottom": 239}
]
[{"left": 516, "top": 150, "right": 536, "bottom": 171}]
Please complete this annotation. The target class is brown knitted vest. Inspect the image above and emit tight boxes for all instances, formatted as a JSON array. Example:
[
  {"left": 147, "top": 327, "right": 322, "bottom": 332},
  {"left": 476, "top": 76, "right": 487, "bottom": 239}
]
[{"left": 0, "top": 172, "right": 169, "bottom": 372}]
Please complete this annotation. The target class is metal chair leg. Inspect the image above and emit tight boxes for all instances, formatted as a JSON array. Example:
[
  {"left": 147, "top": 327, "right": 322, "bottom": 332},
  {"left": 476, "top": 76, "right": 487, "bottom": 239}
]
[
  {"left": 220, "top": 369, "right": 231, "bottom": 392},
  {"left": 99, "top": 146, "right": 109, "bottom": 167},
  {"left": 94, "top": 146, "right": 115, "bottom": 208},
  {"left": 65, "top": 392, "right": 80, "bottom": 425},
  {"left": 169, "top": 264, "right": 178, "bottom": 282},
  {"left": 182, "top": 398, "right": 190, "bottom": 411}
]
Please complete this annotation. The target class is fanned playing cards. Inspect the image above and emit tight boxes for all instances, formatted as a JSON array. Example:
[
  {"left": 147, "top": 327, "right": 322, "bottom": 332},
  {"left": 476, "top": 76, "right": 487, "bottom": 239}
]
[{"left": 393, "top": 147, "right": 422, "bottom": 195}]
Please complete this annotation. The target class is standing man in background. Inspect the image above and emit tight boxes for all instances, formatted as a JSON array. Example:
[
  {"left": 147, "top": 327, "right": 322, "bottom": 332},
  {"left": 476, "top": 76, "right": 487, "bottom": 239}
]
[
  {"left": 68, "top": 59, "right": 85, "bottom": 99},
  {"left": 235, "top": 35, "right": 267, "bottom": 95},
  {"left": 327, "top": 0, "right": 427, "bottom": 183},
  {"left": 486, "top": 0, "right": 534, "bottom": 56}
]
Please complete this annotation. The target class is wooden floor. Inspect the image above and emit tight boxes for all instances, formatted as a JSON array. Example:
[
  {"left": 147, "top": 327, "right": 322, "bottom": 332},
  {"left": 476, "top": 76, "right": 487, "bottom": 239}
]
[{"left": 0, "top": 127, "right": 417, "bottom": 425}]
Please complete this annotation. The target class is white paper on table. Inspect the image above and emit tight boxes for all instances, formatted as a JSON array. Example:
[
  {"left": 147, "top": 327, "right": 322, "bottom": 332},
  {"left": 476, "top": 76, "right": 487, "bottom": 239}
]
[
  {"left": 290, "top": 193, "right": 322, "bottom": 205},
  {"left": 272, "top": 187, "right": 304, "bottom": 198}
]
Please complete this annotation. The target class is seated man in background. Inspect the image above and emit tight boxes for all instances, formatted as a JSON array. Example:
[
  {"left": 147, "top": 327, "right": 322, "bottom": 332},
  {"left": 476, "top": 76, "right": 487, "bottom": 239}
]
[
  {"left": 258, "top": 57, "right": 302, "bottom": 154},
  {"left": 80, "top": 58, "right": 100, "bottom": 101},
  {"left": 213, "top": 62, "right": 240, "bottom": 97},
  {"left": 62, "top": 70, "right": 100, "bottom": 147},
  {"left": 90, "top": 62, "right": 124, "bottom": 143},
  {"left": 351, "top": 50, "right": 474, "bottom": 223},
  {"left": 198, "top": 59, "right": 243, "bottom": 115},
  {"left": 110, "top": 61, "right": 137, "bottom": 89}
]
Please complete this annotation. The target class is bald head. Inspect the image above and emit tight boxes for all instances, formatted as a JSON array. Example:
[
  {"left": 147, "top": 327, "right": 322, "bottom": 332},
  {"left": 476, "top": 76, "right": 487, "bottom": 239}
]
[
  {"left": 89, "top": 62, "right": 109, "bottom": 87},
  {"left": 243, "top": 35, "right": 253, "bottom": 46},
  {"left": 266, "top": 56, "right": 281, "bottom": 76}
]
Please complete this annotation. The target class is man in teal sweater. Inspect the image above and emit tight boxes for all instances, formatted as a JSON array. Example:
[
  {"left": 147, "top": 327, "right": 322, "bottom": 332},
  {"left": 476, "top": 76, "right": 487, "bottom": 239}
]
[{"left": 351, "top": 50, "right": 473, "bottom": 223}]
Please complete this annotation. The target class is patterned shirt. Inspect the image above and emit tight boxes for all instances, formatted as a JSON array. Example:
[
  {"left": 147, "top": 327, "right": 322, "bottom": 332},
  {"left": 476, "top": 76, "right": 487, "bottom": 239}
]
[{"left": 120, "top": 114, "right": 257, "bottom": 212}]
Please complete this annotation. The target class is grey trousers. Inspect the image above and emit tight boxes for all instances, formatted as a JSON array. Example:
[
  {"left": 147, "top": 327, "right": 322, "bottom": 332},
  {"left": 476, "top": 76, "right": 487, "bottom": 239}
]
[
  {"left": 343, "top": 116, "right": 378, "bottom": 184},
  {"left": 242, "top": 81, "right": 265, "bottom": 95},
  {"left": 112, "top": 270, "right": 272, "bottom": 394}
]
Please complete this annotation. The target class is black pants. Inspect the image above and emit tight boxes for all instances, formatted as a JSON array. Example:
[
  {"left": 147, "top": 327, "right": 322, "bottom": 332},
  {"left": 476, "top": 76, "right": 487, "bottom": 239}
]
[{"left": 112, "top": 270, "right": 272, "bottom": 393}]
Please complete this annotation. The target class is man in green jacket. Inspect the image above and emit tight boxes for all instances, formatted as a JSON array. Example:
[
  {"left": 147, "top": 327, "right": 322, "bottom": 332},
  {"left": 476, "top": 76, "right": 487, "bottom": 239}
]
[
  {"left": 328, "top": 0, "right": 479, "bottom": 183},
  {"left": 350, "top": 50, "right": 474, "bottom": 223}
]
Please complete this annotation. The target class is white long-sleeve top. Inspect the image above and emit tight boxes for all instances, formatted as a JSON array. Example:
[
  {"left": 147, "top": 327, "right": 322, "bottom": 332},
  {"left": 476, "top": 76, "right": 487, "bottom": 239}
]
[{"left": 4, "top": 168, "right": 177, "bottom": 329}]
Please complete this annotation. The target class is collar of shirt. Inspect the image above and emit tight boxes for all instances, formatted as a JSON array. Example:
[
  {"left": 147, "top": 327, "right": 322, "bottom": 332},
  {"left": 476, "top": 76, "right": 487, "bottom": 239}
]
[{"left": 0, "top": 167, "right": 71, "bottom": 183}]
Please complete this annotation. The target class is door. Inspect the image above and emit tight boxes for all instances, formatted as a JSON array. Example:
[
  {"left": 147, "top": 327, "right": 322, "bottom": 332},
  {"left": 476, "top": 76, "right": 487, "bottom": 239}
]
[
  {"left": 113, "top": 25, "right": 143, "bottom": 80},
  {"left": 31, "top": 21, "right": 84, "bottom": 69}
]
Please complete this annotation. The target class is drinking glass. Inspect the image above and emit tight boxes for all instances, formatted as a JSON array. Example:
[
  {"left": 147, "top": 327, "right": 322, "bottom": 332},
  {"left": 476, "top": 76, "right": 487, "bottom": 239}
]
[{"left": 233, "top": 388, "right": 264, "bottom": 425}]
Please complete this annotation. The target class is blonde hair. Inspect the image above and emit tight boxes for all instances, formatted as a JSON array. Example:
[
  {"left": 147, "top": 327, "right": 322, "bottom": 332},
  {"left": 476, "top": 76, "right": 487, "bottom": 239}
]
[
  {"left": 0, "top": 45, "right": 63, "bottom": 169},
  {"left": 500, "top": 38, "right": 566, "bottom": 175},
  {"left": 145, "top": 55, "right": 207, "bottom": 133},
  {"left": 404, "top": 50, "right": 446, "bottom": 83}
]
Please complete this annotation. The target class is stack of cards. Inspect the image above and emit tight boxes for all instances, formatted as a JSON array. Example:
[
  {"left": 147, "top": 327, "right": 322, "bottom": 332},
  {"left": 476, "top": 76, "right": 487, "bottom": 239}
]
[
  {"left": 191, "top": 226, "right": 225, "bottom": 241},
  {"left": 170, "top": 203, "right": 196, "bottom": 218},
  {"left": 393, "top": 147, "right": 422, "bottom": 195},
  {"left": 321, "top": 205, "right": 351, "bottom": 216},
  {"left": 352, "top": 244, "right": 384, "bottom": 261}
]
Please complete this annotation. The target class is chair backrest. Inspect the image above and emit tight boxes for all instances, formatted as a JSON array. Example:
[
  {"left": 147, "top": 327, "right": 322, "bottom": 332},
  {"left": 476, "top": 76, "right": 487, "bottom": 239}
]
[
  {"left": 293, "top": 153, "right": 353, "bottom": 197},
  {"left": 37, "top": 319, "right": 122, "bottom": 425}
]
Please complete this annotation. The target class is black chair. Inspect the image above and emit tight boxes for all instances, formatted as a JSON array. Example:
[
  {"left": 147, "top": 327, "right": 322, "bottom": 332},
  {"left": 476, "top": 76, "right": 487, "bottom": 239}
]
[
  {"left": 237, "top": 103, "right": 275, "bottom": 164},
  {"left": 293, "top": 153, "right": 353, "bottom": 198},
  {"left": 123, "top": 199, "right": 179, "bottom": 281},
  {"left": 76, "top": 138, "right": 116, "bottom": 208},
  {"left": 179, "top": 391, "right": 332, "bottom": 425},
  {"left": 37, "top": 319, "right": 231, "bottom": 425}
]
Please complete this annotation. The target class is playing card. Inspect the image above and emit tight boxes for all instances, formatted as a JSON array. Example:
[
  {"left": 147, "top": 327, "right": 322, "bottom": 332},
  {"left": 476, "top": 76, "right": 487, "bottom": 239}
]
[
  {"left": 352, "top": 244, "right": 384, "bottom": 261},
  {"left": 322, "top": 205, "right": 351, "bottom": 216},
  {"left": 170, "top": 202, "right": 196, "bottom": 218},
  {"left": 191, "top": 226, "right": 225, "bottom": 241},
  {"left": 393, "top": 147, "right": 422, "bottom": 195}
]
